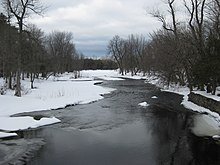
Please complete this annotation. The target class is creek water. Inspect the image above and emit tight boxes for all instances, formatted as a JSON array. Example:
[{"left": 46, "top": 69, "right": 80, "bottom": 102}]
[{"left": 16, "top": 80, "right": 220, "bottom": 165}]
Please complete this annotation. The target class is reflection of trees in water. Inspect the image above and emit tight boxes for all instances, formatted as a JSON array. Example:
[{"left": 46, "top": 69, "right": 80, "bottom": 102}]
[
  {"left": 16, "top": 128, "right": 42, "bottom": 139},
  {"left": 189, "top": 136, "right": 220, "bottom": 165},
  {"left": 147, "top": 105, "right": 220, "bottom": 165}
]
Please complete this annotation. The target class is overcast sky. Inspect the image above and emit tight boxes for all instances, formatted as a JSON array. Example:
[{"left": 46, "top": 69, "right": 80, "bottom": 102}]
[{"left": 29, "top": 0, "right": 164, "bottom": 57}]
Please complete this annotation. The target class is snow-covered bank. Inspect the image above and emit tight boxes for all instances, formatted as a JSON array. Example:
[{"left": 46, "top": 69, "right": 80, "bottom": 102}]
[
  {"left": 192, "top": 114, "right": 220, "bottom": 137},
  {"left": 80, "top": 69, "right": 147, "bottom": 80},
  {"left": 0, "top": 117, "right": 60, "bottom": 132},
  {"left": 1, "top": 70, "right": 219, "bottom": 138},
  {"left": 145, "top": 74, "right": 220, "bottom": 138},
  {"left": 80, "top": 70, "right": 124, "bottom": 80},
  {"left": 0, "top": 71, "right": 118, "bottom": 138},
  {"left": 193, "top": 90, "right": 220, "bottom": 102},
  {"left": 0, "top": 132, "right": 17, "bottom": 138}
]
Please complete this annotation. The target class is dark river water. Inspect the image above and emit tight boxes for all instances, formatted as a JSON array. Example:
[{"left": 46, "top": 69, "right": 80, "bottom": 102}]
[{"left": 16, "top": 80, "right": 220, "bottom": 165}]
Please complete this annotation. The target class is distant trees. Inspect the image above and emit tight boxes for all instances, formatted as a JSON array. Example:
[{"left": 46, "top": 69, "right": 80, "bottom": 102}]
[
  {"left": 25, "top": 24, "right": 46, "bottom": 88},
  {"left": 0, "top": 8, "right": 117, "bottom": 96},
  {"left": 0, "top": 13, "right": 19, "bottom": 90},
  {"left": 108, "top": 0, "right": 220, "bottom": 95},
  {"left": 46, "top": 31, "right": 77, "bottom": 74},
  {"left": 108, "top": 34, "right": 146, "bottom": 76},
  {"left": 83, "top": 58, "right": 117, "bottom": 70},
  {"left": 108, "top": 35, "right": 126, "bottom": 75}
]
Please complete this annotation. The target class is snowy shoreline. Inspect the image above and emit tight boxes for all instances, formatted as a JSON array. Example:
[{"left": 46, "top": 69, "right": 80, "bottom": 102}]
[
  {"left": 0, "top": 69, "right": 220, "bottom": 165},
  {"left": 144, "top": 76, "right": 220, "bottom": 138},
  {"left": 0, "top": 70, "right": 220, "bottom": 138},
  {"left": 0, "top": 70, "right": 121, "bottom": 138}
]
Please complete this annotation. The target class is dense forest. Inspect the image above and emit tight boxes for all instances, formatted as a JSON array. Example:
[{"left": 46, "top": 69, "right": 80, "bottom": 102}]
[{"left": 108, "top": 0, "right": 220, "bottom": 95}]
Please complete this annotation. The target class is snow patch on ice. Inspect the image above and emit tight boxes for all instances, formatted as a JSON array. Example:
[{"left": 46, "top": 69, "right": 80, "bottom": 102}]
[
  {"left": 0, "top": 117, "right": 60, "bottom": 132},
  {"left": 213, "top": 135, "right": 220, "bottom": 140},
  {"left": 138, "top": 102, "right": 149, "bottom": 107},
  {"left": 0, "top": 132, "right": 17, "bottom": 138},
  {"left": 192, "top": 115, "right": 220, "bottom": 137}
]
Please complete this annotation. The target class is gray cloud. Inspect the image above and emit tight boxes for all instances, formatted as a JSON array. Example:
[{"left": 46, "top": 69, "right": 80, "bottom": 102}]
[{"left": 29, "top": 0, "right": 164, "bottom": 56}]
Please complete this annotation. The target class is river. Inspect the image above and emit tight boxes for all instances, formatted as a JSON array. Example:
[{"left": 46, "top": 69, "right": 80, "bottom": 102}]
[{"left": 9, "top": 80, "right": 220, "bottom": 165}]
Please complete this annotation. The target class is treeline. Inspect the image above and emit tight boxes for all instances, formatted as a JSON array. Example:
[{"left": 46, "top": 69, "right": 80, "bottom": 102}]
[
  {"left": 0, "top": 15, "right": 83, "bottom": 89},
  {"left": 0, "top": 10, "right": 116, "bottom": 97},
  {"left": 83, "top": 58, "right": 117, "bottom": 70},
  {"left": 0, "top": 14, "right": 117, "bottom": 91},
  {"left": 0, "top": 0, "right": 117, "bottom": 96},
  {"left": 108, "top": 0, "right": 220, "bottom": 95}
]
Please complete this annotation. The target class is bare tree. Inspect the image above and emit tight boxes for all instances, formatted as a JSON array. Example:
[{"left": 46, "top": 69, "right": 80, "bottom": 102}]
[
  {"left": 183, "top": 0, "right": 208, "bottom": 91},
  {"left": 150, "top": 0, "right": 185, "bottom": 87},
  {"left": 2, "top": 0, "right": 45, "bottom": 96},
  {"left": 151, "top": 0, "right": 179, "bottom": 37},
  {"left": 46, "top": 31, "right": 76, "bottom": 75},
  {"left": 202, "top": 0, "right": 220, "bottom": 94},
  {"left": 108, "top": 35, "right": 126, "bottom": 75},
  {"left": 25, "top": 24, "right": 45, "bottom": 89},
  {"left": 123, "top": 34, "right": 146, "bottom": 75},
  {"left": 0, "top": 13, "right": 18, "bottom": 90},
  {"left": 183, "top": 0, "right": 206, "bottom": 48}
]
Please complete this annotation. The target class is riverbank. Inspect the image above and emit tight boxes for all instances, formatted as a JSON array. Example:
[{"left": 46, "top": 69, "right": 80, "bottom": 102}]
[
  {"left": 7, "top": 77, "right": 220, "bottom": 165},
  {"left": 0, "top": 70, "right": 220, "bottom": 138},
  {"left": 145, "top": 75, "right": 220, "bottom": 138},
  {"left": 0, "top": 70, "right": 121, "bottom": 138},
  {"left": 0, "top": 70, "right": 148, "bottom": 138},
  {"left": 0, "top": 70, "right": 220, "bottom": 164}
]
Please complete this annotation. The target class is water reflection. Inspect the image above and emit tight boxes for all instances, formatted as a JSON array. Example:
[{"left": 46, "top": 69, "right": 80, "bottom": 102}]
[{"left": 145, "top": 105, "right": 193, "bottom": 165}]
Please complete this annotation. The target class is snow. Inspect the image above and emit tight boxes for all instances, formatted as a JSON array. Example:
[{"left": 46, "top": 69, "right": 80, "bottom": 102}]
[
  {"left": 0, "top": 117, "right": 60, "bottom": 131},
  {"left": 192, "top": 114, "right": 220, "bottom": 137},
  {"left": 0, "top": 71, "right": 120, "bottom": 138},
  {"left": 145, "top": 74, "right": 220, "bottom": 137},
  {"left": 0, "top": 132, "right": 17, "bottom": 138},
  {"left": 213, "top": 135, "right": 220, "bottom": 140},
  {"left": 0, "top": 70, "right": 220, "bottom": 138},
  {"left": 80, "top": 69, "right": 147, "bottom": 80},
  {"left": 80, "top": 70, "right": 124, "bottom": 80},
  {"left": 182, "top": 94, "right": 220, "bottom": 118},
  {"left": 144, "top": 74, "right": 162, "bottom": 85},
  {"left": 162, "top": 86, "right": 220, "bottom": 137},
  {"left": 193, "top": 90, "right": 220, "bottom": 102},
  {"left": 151, "top": 96, "right": 158, "bottom": 99},
  {"left": 0, "top": 81, "right": 115, "bottom": 117},
  {"left": 138, "top": 102, "right": 149, "bottom": 107}
]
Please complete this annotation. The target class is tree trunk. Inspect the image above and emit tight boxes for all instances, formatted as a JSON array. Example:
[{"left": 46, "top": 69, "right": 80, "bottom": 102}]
[
  {"left": 30, "top": 72, "right": 35, "bottom": 89},
  {"left": 211, "top": 78, "right": 217, "bottom": 95},
  {"left": 31, "top": 80, "right": 34, "bottom": 89},
  {"left": 15, "top": 22, "right": 23, "bottom": 97},
  {"left": 15, "top": 70, "right": 21, "bottom": 97},
  {"left": 22, "top": 72, "right": 25, "bottom": 80},
  {"left": 8, "top": 74, "right": 12, "bottom": 89}
]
